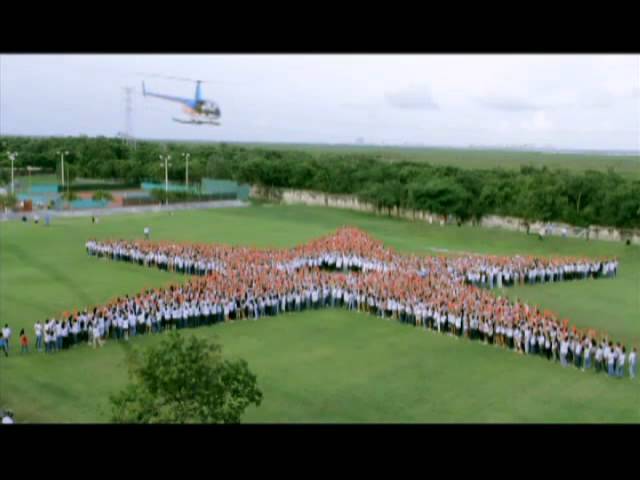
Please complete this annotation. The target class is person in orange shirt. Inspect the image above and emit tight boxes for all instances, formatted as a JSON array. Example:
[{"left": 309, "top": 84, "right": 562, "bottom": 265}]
[{"left": 19, "top": 329, "right": 29, "bottom": 354}]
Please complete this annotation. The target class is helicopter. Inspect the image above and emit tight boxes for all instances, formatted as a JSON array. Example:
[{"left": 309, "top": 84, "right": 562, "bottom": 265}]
[{"left": 141, "top": 76, "right": 221, "bottom": 126}]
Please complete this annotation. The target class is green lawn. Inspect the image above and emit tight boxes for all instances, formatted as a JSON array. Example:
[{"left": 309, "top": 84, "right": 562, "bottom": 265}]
[{"left": 1, "top": 204, "right": 638, "bottom": 423}]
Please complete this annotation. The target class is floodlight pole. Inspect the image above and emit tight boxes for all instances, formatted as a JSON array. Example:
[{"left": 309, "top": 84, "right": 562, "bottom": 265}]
[
  {"left": 182, "top": 153, "right": 190, "bottom": 189},
  {"left": 7, "top": 152, "right": 18, "bottom": 195},
  {"left": 58, "top": 150, "right": 69, "bottom": 187},
  {"left": 159, "top": 154, "right": 171, "bottom": 206}
]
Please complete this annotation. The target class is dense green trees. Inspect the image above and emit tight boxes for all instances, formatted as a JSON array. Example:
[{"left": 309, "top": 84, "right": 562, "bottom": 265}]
[{"left": 1, "top": 136, "right": 638, "bottom": 228}]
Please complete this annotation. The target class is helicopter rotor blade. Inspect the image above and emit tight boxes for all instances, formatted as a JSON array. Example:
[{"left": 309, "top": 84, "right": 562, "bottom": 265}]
[{"left": 135, "top": 72, "right": 247, "bottom": 86}]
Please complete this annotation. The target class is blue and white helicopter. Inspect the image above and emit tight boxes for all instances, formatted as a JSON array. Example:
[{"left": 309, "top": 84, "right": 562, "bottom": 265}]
[{"left": 142, "top": 76, "right": 221, "bottom": 126}]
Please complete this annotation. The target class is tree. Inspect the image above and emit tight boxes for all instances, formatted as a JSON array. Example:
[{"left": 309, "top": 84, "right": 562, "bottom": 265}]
[
  {"left": 109, "top": 331, "right": 262, "bottom": 423},
  {"left": 408, "top": 177, "right": 470, "bottom": 222}
]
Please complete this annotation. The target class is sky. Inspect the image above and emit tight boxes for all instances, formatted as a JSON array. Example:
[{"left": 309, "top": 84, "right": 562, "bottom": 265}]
[{"left": 1, "top": 54, "right": 639, "bottom": 151}]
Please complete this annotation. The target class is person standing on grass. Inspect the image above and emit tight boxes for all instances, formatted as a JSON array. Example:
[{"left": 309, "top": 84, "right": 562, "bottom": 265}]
[
  {"left": 122, "top": 313, "right": 129, "bottom": 341},
  {"left": 72, "top": 318, "right": 80, "bottom": 346},
  {"left": 629, "top": 348, "right": 637, "bottom": 380},
  {"left": 595, "top": 343, "right": 603, "bottom": 373},
  {"left": 544, "top": 334, "right": 552, "bottom": 360},
  {"left": 0, "top": 333, "right": 8, "bottom": 357},
  {"left": 44, "top": 320, "right": 52, "bottom": 353},
  {"left": 574, "top": 338, "right": 583, "bottom": 369},
  {"left": 43, "top": 327, "right": 50, "bottom": 354},
  {"left": 55, "top": 321, "right": 63, "bottom": 351},
  {"left": 128, "top": 309, "right": 136, "bottom": 337},
  {"left": 34, "top": 321, "right": 43, "bottom": 352},
  {"left": 116, "top": 311, "right": 124, "bottom": 340},
  {"left": 61, "top": 321, "right": 69, "bottom": 350},
  {"left": 607, "top": 344, "right": 616, "bottom": 377},
  {"left": 617, "top": 347, "right": 626, "bottom": 378},
  {"left": 19, "top": 329, "right": 29, "bottom": 354},
  {"left": 2, "top": 324, "right": 11, "bottom": 352},
  {"left": 601, "top": 341, "right": 609, "bottom": 371},
  {"left": 1, "top": 411, "right": 14, "bottom": 424},
  {"left": 560, "top": 337, "right": 569, "bottom": 367},
  {"left": 583, "top": 340, "right": 592, "bottom": 371},
  {"left": 538, "top": 330, "right": 546, "bottom": 358},
  {"left": 92, "top": 322, "right": 102, "bottom": 349}
]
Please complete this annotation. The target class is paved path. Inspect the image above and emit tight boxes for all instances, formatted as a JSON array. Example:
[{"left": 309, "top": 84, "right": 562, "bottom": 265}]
[{"left": 0, "top": 200, "right": 248, "bottom": 222}]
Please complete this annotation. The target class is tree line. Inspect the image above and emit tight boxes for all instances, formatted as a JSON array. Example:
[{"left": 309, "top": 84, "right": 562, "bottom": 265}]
[{"left": 1, "top": 135, "right": 638, "bottom": 228}]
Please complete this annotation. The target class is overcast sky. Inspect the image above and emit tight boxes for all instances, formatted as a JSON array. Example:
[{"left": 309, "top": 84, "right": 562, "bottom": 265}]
[{"left": 1, "top": 54, "right": 639, "bottom": 150}]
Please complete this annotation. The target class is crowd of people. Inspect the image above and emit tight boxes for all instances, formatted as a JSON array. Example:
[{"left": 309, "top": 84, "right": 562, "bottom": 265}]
[{"left": 10, "top": 228, "right": 635, "bottom": 380}]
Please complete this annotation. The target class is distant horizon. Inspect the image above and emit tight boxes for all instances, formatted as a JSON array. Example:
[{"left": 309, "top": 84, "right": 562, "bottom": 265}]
[{"left": 2, "top": 133, "right": 639, "bottom": 157}]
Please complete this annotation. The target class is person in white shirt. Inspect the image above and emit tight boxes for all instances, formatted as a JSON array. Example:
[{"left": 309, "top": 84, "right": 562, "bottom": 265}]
[
  {"left": 617, "top": 347, "right": 626, "bottom": 378},
  {"left": 92, "top": 322, "right": 102, "bottom": 349},
  {"left": 34, "top": 321, "right": 43, "bottom": 352},
  {"left": 1, "top": 411, "right": 14, "bottom": 424},
  {"left": 607, "top": 343, "right": 616, "bottom": 377},
  {"left": 544, "top": 334, "right": 551, "bottom": 360},
  {"left": 560, "top": 338, "right": 569, "bottom": 367},
  {"left": 583, "top": 340, "right": 592, "bottom": 371},
  {"left": 2, "top": 324, "right": 11, "bottom": 352},
  {"left": 574, "top": 340, "right": 583, "bottom": 369},
  {"left": 43, "top": 327, "right": 50, "bottom": 354},
  {"left": 128, "top": 310, "right": 137, "bottom": 337},
  {"left": 122, "top": 314, "right": 129, "bottom": 341},
  {"left": 55, "top": 322, "right": 63, "bottom": 351},
  {"left": 629, "top": 348, "right": 637, "bottom": 380},
  {"left": 538, "top": 332, "right": 545, "bottom": 358},
  {"left": 595, "top": 344, "right": 604, "bottom": 373}
]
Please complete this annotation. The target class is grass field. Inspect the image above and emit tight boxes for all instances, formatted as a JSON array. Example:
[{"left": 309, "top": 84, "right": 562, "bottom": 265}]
[{"left": 1, "top": 204, "right": 639, "bottom": 422}]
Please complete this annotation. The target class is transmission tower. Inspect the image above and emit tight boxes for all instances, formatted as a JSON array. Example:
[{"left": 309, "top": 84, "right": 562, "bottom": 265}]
[{"left": 123, "top": 86, "right": 136, "bottom": 151}]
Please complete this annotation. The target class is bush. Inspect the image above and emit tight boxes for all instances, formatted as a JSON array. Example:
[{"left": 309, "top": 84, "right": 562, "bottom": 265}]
[
  {"left": 92, "top": 190, "right": 114, "bottom": 201},
  {"left": 0, "top": 193, "right": 18, "bottom": 209},
  {"left": 150, "top": 189, "right": 235, "bottom": 203},
  {"left": 61, "top": 191, "right": 79, "bottom": 201}
]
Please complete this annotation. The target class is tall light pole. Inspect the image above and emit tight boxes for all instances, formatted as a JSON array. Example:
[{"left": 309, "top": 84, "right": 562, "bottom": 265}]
[
  {"left": 7, "top": 152, "right": 18, "bottom": 195},
  {"left": 159, "top": 154, "right": 171, "bottom": 206},
  {"left": 181, "top": 153, "right": 190, "bottom": 190},
  {"left": 66, "top": 163, "right": 72, "bottom": 197},
  {"left": 27, "top": 165, "right": 34, "bottom": 191},
  {"left": 57, "top": 150, "right": 69, "bottom": 187}
]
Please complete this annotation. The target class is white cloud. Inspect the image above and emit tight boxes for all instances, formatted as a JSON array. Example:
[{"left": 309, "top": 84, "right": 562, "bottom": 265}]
[
  {"left": 522, "top": 111, "right": 553, "bottom": 131},
  {"left": 477, "top": 95, "right": 541, "bottom": 112},
  {"left": 385, "top": 84, "right": 439, "bottom": 110}
]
